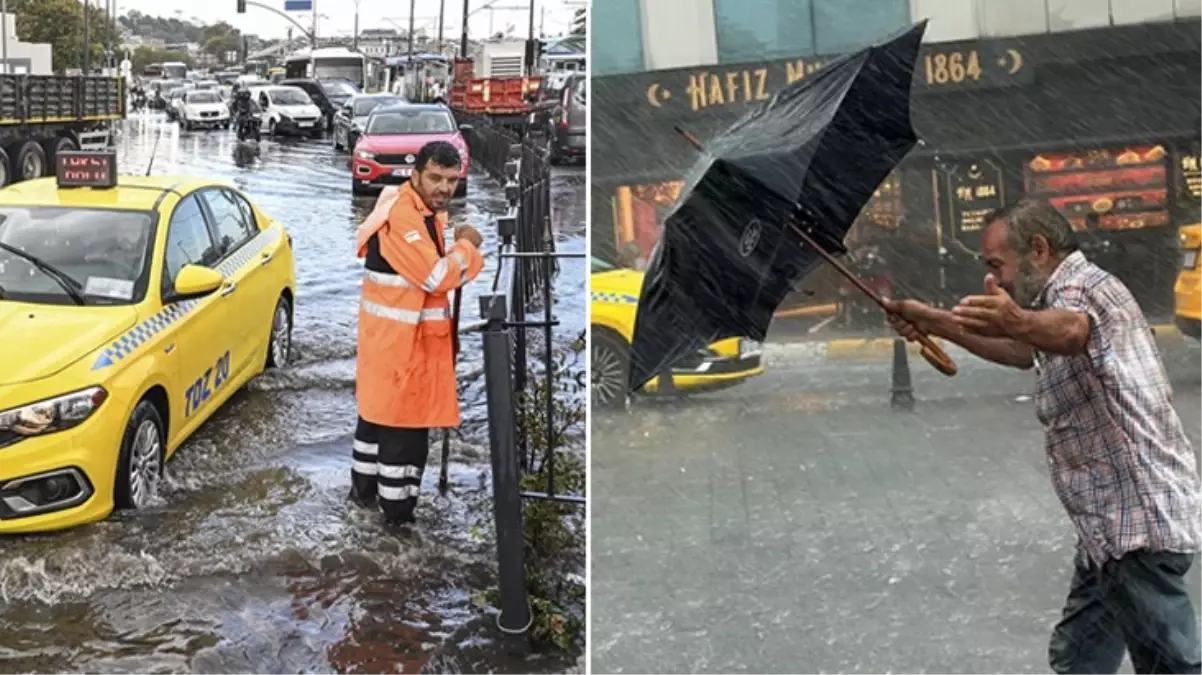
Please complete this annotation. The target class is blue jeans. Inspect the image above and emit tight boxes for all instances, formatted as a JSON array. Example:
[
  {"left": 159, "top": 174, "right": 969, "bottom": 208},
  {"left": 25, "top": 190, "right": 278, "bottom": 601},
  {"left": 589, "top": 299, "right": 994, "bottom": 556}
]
[{"left": 1049, "top": 550, "right": 1201, "bottom": 674}]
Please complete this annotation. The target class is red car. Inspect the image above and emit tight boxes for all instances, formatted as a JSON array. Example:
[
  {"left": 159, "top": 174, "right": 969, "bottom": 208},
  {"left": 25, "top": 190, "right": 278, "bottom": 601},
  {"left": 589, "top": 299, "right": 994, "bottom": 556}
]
[{"left": 351, "top": 103, "right": 471, "bottom": 198}]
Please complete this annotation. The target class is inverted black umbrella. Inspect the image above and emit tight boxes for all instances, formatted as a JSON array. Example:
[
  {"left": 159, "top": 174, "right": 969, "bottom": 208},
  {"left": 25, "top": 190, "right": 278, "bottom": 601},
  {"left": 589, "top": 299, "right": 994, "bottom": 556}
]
[{"left": 628, "top": 20, "right": 956, "bottom": 392}]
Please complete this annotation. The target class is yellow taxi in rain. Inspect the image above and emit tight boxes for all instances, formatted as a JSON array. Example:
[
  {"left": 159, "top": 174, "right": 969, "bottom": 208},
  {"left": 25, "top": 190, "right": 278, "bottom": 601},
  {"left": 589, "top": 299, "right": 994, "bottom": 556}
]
[
  {"left": 1176, "top": 223, "right": 1200, "bottom": 340},
  {"left": 0, "top": 152, "right": 296, "bottom": 533},
  {"left": 590, "top": 256, "right": 765, "bottom": 409}
]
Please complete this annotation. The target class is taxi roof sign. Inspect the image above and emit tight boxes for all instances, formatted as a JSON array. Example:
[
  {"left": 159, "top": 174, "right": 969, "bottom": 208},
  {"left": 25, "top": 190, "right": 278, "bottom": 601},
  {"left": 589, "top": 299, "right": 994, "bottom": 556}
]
[{"left": 56, "top": 151, "right": 118, "bottom": 189}]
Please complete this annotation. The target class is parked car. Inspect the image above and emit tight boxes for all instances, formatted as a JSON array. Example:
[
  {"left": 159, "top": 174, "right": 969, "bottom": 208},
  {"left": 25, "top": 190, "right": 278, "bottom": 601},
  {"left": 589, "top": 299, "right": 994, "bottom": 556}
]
[
  {"left": 331, "top": 93, "right": 405, "bottom": 152},
  {"left": 280, "top": 78, "right": 359, "bottom": 130},
  {"left": 529, "top": 73, "right": 585, "bottom": 164},
  {"left": 174, "top": 89, "right": 231, "bottom": 131},
  {"left": 351, "top": 103, "right": 471, "bottom": 198},
  {"left": 249, "top": 86, "right": 324, "bottom": 138}
]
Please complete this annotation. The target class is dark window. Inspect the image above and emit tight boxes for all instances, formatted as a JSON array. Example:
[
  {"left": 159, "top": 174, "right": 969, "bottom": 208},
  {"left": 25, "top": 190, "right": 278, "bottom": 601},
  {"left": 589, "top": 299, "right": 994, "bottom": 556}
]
[
  {"left": 163, "top": 195, "right": 219, "bottom": 293},
  {"left": 201, "top": 189, "right": 259, "bottom": 254},
  {"left": 811, "top": 0, "right": 909, "bottom": 54}
]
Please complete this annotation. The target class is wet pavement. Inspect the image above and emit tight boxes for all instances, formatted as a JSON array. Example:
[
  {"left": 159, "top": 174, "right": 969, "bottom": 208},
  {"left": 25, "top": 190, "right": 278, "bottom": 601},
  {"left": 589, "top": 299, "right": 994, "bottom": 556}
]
[
  {"left": 591, "top": 338, "right": 1202, "bottom": 673},
  {"left": 0, "top": 112, "right": 586, "bottom": 674}
]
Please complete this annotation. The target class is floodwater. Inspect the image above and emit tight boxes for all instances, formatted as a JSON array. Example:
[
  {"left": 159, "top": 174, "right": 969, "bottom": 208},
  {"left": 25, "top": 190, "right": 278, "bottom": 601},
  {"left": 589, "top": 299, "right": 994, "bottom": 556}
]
[{"left": 0, "top": 112, "right": 586, "bottom": 674}]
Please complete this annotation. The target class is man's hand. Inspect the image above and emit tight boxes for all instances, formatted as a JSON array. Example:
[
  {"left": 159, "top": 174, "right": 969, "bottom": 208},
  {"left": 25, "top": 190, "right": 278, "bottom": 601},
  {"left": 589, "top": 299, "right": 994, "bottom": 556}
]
[
  {"left": 882, "top": 297, "right": 939, "bottom": 341},
  {"left": 952, "top": 274, "right": 1026, "bottom": 338},
  {"left": 454, "top": 224, "right": 483, "bottom": 249}
]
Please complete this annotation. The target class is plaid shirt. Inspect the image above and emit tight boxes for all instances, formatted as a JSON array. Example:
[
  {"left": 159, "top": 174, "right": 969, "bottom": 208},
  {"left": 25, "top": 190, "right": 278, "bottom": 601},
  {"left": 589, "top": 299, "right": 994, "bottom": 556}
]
[{"left": 1033, "top": 251, "right": 1201, "bottom": 567}]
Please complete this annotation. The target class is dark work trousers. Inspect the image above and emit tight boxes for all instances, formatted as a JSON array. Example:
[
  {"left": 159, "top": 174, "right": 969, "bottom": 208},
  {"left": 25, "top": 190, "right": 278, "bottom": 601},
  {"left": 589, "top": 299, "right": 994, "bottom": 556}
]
[
  {"left": 1049, "top": 550, "right": 1201, "bottom": 674},
  {"left": 350, "top": 417, "right": 431, "bottom": 524}
]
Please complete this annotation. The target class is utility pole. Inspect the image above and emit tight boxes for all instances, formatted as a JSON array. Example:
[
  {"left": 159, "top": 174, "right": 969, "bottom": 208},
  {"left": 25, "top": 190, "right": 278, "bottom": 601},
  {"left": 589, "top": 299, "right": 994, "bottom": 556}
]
[
  {"left": 310, "top": 0, "right": 317, "bottom": 48},
  {"left": 83, "top": 0, "right": 91, "bottom": 73},
  {"left": 459, "top": 0, "right": 469, "bottom": 58},
  {"left": 1, "top": 0, "right": 8, "bottom": 75},
  {"left": 437, "top": 0, "right": 446, "bottom": 54},
  {"left": 407, "top": 0, "right": 415, "bottom": 61},
  {"left": 352, "top": 0, "right": 360, "bottom": 51}
]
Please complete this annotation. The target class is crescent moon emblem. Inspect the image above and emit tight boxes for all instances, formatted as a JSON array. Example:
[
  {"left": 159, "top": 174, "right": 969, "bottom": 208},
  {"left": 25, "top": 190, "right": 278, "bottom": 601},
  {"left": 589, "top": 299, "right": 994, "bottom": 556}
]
[
  {"left": 1006, "top": 49, "right": 1023, "bottom": 74},
  {"left": 647, "top": 83, "right": 662, "bottom": 107}
]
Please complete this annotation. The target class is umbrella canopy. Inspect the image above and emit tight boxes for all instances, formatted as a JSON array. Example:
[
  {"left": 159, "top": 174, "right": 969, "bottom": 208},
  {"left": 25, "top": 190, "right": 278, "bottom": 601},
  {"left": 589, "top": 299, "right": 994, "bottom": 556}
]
[{"left": 628, "top": 21, "right": 929, "bottom": 392}]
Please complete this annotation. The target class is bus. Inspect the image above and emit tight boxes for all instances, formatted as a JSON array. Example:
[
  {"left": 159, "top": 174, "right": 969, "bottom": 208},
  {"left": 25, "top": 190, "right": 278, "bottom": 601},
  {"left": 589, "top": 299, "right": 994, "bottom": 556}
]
[
  {"left": 162, "top": 61, "right": 188, "bottom": 79},
  {"left": 142, "top": 63, "right": 164, "bottom": 79},
  {"left": 284, "top": 47, "right": 366, "bottom": 89}
]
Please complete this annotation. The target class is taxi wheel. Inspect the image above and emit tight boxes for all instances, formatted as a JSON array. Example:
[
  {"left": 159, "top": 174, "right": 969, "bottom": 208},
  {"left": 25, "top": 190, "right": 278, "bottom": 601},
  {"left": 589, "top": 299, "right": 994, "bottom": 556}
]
[
  {"left": 266, "top": 295, "right": 293, "bottom": 369},
  {"left": 114, "top": 400, "right": 165, "bottom": 510},
  {"left": 591, "top": 329, "right": 630, "bottom": 410}
]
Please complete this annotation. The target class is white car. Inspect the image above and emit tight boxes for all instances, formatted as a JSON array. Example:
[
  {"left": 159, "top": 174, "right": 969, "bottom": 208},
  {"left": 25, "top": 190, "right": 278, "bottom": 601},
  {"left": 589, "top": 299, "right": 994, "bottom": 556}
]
[
  {"left": 174, "top": 90, "right": 230, "bottom": 131},
  {"left": 249, "top": 85, "right": 324, "bottom": 138}
]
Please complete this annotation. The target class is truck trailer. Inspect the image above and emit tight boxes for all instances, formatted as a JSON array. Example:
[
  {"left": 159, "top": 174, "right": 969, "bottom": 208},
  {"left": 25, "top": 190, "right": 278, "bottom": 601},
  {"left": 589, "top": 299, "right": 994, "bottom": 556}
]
[{"left": 0, "top": 74, "right": 124, "bottom": 186}]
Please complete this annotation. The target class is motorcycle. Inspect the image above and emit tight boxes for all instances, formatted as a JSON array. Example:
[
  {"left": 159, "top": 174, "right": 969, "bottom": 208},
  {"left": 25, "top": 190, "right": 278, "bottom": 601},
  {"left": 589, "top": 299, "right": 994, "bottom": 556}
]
[
  {"left": 131, "top": 92, "right": 147, "bottom": 112},
  {"left": 235, "top": 112, "right": 262, "bottom": 143}
]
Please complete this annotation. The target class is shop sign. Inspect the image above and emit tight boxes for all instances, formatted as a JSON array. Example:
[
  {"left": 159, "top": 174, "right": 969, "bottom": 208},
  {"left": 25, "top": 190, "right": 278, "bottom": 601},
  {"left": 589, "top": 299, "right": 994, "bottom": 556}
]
[
  {"left": 944, "top": 160, "right": 1005, "bottom": 235},
  {"left": 641, "top": 42, "right": 1030, "bottom": 114},
  {"left": 1181, "top": 151, "right": 1200, "bottom": 199}
]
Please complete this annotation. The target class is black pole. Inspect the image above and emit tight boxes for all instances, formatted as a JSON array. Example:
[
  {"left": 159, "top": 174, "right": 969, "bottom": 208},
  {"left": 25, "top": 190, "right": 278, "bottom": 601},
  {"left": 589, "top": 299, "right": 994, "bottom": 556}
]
[
  {"left": 407, "top": 0, "right": 415, "bottom": 61},
  {"left": 82, "top": 0, "right": 90, "bottom": 73},
  {"left": 459, "top": 0, "right": 469, "bottom": 58},
  {"left": 437, "top": 0, "right": 446, "bottom": 53},
  {"left": 352, "top": 1, "right": 359, "bottom": 51},
  {"left": 541, "top": 227, "right": 555, "bottom": 496},
  {"left": 527, "top": 0, "right": 534, "bottom": 40},
  {"left": 482, "top": 295, "right": 532, "bottom": 650},
  {"left": 890, "top": 337, "right": 915, "bottom": 411}
]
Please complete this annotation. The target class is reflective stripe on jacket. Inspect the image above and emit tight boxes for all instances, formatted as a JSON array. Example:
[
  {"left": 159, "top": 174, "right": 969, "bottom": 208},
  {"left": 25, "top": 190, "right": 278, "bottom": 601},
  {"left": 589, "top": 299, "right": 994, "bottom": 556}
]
[{"left": 355, "top": 182, "right": 484, "bottom": 428}]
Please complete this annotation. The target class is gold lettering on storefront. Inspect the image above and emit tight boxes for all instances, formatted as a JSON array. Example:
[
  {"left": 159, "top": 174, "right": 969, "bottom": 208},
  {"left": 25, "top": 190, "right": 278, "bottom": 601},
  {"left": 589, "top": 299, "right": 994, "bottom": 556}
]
[{"left": 685, "top": 68, "right": 771, "bottom": 110}]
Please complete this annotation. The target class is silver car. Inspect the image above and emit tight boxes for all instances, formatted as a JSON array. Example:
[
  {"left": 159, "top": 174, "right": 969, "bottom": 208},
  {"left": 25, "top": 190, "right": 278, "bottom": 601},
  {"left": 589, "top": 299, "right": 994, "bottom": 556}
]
[{"left": 331, "top": 93, "right": 405, "bottom": 152}]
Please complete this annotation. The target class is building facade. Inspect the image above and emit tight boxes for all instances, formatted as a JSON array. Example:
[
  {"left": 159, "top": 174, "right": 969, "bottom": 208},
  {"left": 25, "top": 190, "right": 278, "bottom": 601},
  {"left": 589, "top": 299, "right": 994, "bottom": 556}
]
[{"left": 592, "top": 0, "right": 1202, "bottom": 317}]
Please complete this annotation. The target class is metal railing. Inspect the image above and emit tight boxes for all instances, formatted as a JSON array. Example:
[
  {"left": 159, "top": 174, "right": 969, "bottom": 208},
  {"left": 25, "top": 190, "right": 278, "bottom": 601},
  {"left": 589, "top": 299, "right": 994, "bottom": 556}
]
[{"left": 464, "top": 118, "right": 585, "bottom": 646}]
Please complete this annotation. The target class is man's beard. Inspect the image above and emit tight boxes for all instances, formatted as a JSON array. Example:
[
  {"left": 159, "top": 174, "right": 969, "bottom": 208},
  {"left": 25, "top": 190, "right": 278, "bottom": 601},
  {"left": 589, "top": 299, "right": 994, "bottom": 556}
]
[{"left": 1012, "top": 258, "right": 1047, "bottom": 308}]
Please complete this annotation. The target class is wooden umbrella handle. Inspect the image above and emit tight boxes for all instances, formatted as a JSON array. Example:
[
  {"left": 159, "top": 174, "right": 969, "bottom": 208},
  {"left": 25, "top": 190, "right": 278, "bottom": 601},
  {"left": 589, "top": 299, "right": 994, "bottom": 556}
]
[{"left": 787, "top": 221, "right": 957, "bottom": 377}]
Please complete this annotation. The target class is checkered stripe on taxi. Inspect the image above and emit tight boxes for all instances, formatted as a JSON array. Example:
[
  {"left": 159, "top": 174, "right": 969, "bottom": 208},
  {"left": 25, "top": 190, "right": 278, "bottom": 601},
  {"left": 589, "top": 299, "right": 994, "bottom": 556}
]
[
  {"left": 591, "top": 291, "right": 638, "bottom": 304},
  {"left": 90, "top": 227, "right": 281, "bottom": 371}
]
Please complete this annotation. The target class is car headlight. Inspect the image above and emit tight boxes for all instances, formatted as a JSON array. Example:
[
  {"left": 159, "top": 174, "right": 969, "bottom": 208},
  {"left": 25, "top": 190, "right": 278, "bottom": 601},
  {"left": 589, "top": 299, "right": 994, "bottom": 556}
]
[
  {"left": 355, "top": 149, "right": 375, "bottom": 160},
  {"left": 0, "top": 386, "right": 108, "bottom": 441}
]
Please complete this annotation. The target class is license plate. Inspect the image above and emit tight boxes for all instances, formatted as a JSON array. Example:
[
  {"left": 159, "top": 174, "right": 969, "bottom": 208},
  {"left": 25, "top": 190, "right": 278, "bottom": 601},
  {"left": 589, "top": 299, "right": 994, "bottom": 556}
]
[
  {"left": 1184, "top": 250, "right": 1198, "bottom": 269},
  {"left": 392, "top": 168, "right": 411, "bottom": 177},
  {"left": 298, "top": 121, "right": 313, "bottom": 127}
]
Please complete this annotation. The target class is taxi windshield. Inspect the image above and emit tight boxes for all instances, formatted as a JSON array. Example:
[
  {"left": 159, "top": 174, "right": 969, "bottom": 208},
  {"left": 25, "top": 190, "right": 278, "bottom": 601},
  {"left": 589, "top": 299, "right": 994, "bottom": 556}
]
[{"left": 0, "top": 207, "right": 155, "bottom": 306}]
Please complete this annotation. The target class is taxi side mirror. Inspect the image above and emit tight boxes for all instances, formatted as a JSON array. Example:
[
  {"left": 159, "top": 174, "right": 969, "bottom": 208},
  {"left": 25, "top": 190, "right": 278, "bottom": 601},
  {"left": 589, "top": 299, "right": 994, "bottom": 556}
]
[{"left": 170, "top": 265, "right": 223, "bottom": 301}]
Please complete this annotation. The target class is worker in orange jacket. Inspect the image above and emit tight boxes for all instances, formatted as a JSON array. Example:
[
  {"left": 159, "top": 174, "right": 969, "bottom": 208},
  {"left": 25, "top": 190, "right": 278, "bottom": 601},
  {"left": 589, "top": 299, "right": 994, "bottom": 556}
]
[{"left": 350, "top": 140, "right": 485, "bottom": 526}]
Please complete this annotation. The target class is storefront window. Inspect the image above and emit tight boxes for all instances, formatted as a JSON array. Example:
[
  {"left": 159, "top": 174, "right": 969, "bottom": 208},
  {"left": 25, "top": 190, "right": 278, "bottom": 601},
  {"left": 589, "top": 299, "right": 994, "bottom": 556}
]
[
  {"left": 713, "top": 0, "right": 816, "bottom": 64},
  {"left": 591, "top": 0, "right": 645, "bottom": 76},
  {"left": 611, "top": 181, "right": 685, "bottom": 270},
  {"left": 1024, "top": 146, "right": 1170, "bottom": 231},
  {"left": 847, "top": 169, "right": 906, "bottom": 246},
  {"left": 812, "top": 0, "right": 910, "bottom": 55}
]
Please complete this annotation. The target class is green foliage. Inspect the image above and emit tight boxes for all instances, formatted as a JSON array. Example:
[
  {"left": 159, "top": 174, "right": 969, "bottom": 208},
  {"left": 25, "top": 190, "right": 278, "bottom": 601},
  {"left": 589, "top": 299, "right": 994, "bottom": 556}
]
[
  {"left": 117, "top": 10, "right": 204, "bottom": 45},
  {"left": 130, "top": 45, "right": 192, "bottom": 72},
  {"left": 10, "top": 0, "right": 118, "bottom": 73},
  {"left": 476, "top": 331, "right": 587, "bottom": 654}
]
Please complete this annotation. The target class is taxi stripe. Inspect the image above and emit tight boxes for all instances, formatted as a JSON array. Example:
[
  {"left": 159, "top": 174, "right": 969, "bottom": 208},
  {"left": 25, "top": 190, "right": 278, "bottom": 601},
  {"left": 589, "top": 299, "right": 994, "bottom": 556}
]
[
  {"left": 91, "top": 225, "right": 283, "bottom": 371},
  {"left": 591, "top": 291, "right": 639, "bottom": 304}
]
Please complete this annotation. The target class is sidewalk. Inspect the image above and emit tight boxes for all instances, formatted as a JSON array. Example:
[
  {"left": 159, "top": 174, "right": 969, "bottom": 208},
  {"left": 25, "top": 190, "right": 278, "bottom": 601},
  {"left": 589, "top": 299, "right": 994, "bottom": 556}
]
[{"left": 591, "top": 358, "right": 1202, "bottom": 673}]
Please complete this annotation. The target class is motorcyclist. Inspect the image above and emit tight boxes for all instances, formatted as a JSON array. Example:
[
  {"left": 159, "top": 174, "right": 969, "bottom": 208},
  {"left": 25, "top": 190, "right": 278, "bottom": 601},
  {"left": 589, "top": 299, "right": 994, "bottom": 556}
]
[{"left": 233, "top": 89, "right": 260, "bottom": 142}]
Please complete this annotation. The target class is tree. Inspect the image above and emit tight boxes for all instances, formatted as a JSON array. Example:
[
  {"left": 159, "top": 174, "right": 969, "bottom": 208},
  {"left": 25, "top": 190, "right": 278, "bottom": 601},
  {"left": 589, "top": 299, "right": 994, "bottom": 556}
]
[
  {"left": 10, "top": 0, "right": 119, "bottom": 72},
  {"left": 130, "top": 45, "right": 192, "bottom": 72},
  {"left": 570, "top": 8, "right": 585, "bottom": 36}
]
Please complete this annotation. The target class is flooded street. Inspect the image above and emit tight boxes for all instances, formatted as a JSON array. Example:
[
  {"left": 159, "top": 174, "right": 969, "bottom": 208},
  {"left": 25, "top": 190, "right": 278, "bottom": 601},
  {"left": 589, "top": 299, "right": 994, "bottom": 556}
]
[{"left": 0, "top": 113, "right": 586, "bottom": 674}]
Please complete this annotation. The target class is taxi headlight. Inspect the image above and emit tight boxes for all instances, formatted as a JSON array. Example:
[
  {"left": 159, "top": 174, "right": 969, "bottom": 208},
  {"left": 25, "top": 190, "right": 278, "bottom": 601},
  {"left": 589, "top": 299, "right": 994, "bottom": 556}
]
[{"left": 0, "top": 387, "right": 108, "bottom": 438}]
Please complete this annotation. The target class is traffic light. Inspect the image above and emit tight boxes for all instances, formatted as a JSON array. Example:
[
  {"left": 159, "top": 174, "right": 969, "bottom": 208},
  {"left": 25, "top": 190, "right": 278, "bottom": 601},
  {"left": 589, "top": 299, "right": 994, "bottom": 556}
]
[{"left": 237, "top": 0, "right": 246, "bottom": 13}]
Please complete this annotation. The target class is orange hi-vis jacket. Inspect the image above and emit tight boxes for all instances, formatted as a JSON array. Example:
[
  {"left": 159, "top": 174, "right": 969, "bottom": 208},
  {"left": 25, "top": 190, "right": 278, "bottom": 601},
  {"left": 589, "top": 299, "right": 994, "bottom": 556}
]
[{"left": 355, "top": 183, "right": 484, "bottom": 428}]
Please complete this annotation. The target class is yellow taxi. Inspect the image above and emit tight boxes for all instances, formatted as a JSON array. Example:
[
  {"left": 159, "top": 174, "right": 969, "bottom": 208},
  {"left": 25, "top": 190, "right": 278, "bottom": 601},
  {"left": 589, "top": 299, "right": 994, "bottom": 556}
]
[
  {"left": 590, "top": 256, "right": 765, "bottom": 409},
  {"left": 1176, "top": 223, "right": 1200, "bottom": 340},
  {"left": 0, "top": 153, "right": 296, "bottom": 533}
]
